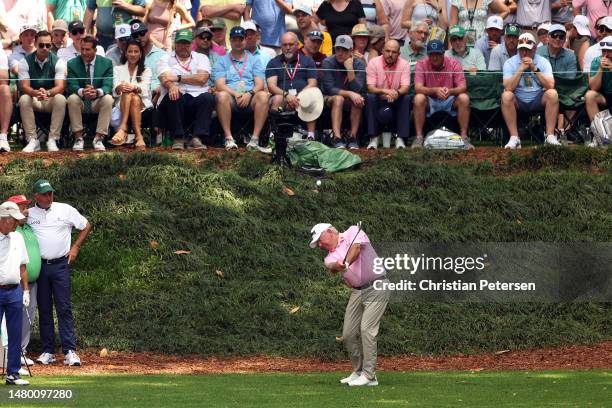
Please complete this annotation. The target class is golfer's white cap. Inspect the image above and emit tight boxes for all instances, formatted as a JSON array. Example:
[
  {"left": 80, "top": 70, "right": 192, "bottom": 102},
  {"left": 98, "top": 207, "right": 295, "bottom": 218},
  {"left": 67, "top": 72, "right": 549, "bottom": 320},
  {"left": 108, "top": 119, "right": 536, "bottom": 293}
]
[
  {"left": 0, "top": 201, "right": 25, "bottom": 220},
  {"left": 310, "top": 223, "right": 332, "bottom": 248}
]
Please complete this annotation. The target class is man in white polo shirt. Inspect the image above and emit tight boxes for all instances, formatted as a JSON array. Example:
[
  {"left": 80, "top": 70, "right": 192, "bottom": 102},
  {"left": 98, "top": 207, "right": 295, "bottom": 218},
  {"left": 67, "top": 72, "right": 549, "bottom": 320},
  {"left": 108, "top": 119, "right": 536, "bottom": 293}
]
[
  {"left": 27, "top": 180, "right": 92, "bottom": 367},
  {"left": 0, "top": 201, "right": 30, "bottom": 385}
]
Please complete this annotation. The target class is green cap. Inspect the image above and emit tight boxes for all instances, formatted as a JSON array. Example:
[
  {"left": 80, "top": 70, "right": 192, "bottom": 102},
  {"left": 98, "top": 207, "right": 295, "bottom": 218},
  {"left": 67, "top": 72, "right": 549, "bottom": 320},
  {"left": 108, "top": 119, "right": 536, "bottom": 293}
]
[
  {"left": 505, "top": 24, "right": 520, "bottom": 37},
  {"left": 449, "top": 25, "right": 466, "bottom": 38},
  {"left": 211, "top": 17, "right": 226, "bottom": 29},
  {"left": 32, "top": 179, "right": 55, "bottom": 194},
  {"left": 175, "top": 29, "right": 193, "bottom": 43}
]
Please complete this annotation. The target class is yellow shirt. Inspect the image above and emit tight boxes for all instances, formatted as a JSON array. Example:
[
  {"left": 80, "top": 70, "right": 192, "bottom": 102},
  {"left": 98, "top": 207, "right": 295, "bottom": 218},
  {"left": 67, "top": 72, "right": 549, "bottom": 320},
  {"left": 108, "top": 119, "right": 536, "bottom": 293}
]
[{"left": 298, "top": 31, "right": 333, "bottom": 57}]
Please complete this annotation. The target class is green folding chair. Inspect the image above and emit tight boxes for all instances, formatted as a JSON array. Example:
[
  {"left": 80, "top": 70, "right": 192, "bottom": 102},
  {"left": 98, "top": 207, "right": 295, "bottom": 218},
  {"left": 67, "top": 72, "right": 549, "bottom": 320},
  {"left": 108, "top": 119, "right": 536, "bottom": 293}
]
[
  {"left": 554, "top": 72, "right": 589, "bottom": 142},
  {"left": 466, "top": 71, "right": 504, "bottom": 144}
]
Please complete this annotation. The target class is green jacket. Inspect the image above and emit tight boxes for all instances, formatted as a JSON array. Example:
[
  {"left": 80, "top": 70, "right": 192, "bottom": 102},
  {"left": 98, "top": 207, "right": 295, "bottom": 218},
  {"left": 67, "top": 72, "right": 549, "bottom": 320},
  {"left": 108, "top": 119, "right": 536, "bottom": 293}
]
[{"left": 67, "top": 55, "right": 113, "bottom": 96}]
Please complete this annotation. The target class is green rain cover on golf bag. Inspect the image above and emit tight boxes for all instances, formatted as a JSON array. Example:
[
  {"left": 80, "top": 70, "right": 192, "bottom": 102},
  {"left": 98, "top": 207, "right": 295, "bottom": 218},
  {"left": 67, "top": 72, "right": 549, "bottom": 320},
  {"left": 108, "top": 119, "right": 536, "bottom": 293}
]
[{"left": 287, "top": 139, "right": 362, "bottom": 172}]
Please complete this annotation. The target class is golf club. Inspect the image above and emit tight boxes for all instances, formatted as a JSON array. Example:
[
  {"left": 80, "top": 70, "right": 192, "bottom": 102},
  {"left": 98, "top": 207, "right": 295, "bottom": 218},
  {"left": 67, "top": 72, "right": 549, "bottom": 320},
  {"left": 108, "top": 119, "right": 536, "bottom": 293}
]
[{"left": 342, "top": 221, "right": 362, "bottom": 266}]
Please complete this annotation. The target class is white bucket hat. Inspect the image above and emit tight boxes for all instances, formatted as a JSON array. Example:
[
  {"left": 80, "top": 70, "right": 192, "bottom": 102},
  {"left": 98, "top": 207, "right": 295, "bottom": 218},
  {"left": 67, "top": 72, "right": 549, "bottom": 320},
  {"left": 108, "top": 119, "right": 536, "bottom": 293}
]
[{"left": 297, "top": 87, "right": 324, "bottom": 123}]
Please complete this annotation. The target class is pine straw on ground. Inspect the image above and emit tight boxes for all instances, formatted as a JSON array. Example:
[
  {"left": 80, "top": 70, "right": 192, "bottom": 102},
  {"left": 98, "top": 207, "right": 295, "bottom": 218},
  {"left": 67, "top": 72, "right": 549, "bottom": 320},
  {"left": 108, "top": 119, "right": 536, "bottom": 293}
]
[{"left": 26, "top": 341, "right": 611, "bottom": 376}]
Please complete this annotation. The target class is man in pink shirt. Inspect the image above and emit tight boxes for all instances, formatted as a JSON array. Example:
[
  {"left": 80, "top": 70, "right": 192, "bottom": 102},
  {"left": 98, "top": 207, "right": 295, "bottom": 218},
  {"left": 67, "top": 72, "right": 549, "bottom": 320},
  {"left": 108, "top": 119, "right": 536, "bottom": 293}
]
[
  {"left": 412, "top": 39, "right": 472, "bottom": 149},
  {"left": 310, "top": 223, "right": 389, "bottom": 387},
  {"left": 366, "top": 40, "right": 411, "bottom": 149},
  {"left": 572, "top": 0, "right": 610, "bottom": 38}
]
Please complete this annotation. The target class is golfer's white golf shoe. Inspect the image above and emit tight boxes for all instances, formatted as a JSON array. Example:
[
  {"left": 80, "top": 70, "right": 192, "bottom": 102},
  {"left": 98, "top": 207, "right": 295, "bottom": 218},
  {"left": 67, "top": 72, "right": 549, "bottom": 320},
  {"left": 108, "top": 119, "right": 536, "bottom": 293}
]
[
  {"left": 348, "top": 374, "right": 378, "bottom": 387},
  {"left": 340, "top": 371, "right": 361, "bottom": 384}
]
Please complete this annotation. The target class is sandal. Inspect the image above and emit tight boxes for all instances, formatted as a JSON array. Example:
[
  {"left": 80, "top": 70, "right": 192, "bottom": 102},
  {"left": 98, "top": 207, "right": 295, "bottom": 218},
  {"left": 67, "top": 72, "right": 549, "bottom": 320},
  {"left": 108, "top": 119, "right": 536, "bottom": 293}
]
[
  {"left": 110, "top": 128, "right": 128, "bottom": 146},
  {"left": 135, "top": 140, "right": 146, "bottom": 151}
]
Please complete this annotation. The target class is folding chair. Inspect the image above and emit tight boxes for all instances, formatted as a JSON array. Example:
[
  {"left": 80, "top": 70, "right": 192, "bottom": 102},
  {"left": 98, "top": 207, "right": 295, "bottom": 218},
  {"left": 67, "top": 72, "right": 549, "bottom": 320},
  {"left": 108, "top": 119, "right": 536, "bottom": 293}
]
[
  {"left": 555, "top": 73, "right": 589, "bottom": 143},
  {"left": 466, "top": 71, "right": 504, "bottom": 144}
]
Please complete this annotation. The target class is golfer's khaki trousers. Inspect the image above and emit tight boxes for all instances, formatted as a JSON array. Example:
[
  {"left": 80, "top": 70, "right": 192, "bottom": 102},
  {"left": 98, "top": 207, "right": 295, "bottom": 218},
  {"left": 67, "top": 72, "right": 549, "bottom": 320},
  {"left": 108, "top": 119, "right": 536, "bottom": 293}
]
[{"left": 342, "top": 279, "right": 390, "bottom": 380}]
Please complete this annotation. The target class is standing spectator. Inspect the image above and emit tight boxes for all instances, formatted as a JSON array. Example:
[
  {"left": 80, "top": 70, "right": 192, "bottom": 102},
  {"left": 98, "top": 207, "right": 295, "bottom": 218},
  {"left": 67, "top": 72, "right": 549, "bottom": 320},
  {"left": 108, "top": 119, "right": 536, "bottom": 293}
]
[
  {"left": 365, "top": 40, "right": 410, "bottom": 149},
  {"left": 66, "top": 36, "right": 114, "bottom": 151},
  {"left": 244, "top": 0, "right": 292, "bottom": 49},
  {"left": 106, "top": 24, "right": 132, "bottom": 66},
  {"left": 316, "top": 0, "right": 366, "bottom": 42},
  {"left": 516, "top": 0, "right": 550, "bottom": 36},
  {"left": 475, "top": 15, "right": 504, "bottom": 67},
  {"left": 501, "top": 33, "right": 559, "bottom": 149},
  {"left": 157, "top": 29, "right": 215, "bottom": 149},
  {"left": 566, "top": 15, "right": 591, "bottom": 72},
  {"left": 266, "top": 32, "right": 318, "bottom": 141},
  {"left": 536, "top": 24, "right": 576, "bottom": 78},
  {"left": 50, "top": 19, "right": 69, "bottom": 54},
  {"left": 412, "top": 39, "right": 472, "bottom": 148},
  {"left": 242, "top": 21, "right": 275, "bottom": 69},
  {"left": 130, "top": 20, "right": 165, "bottom": 95},
  {"left": 377, "top": 0, "right": 406, "bottom": 45},
  {"left": 450, "top": 0, "right": 509, "bottom": 46},
  {"left": 5, "top": 195, "right": 40, "bottom": 368},
  {"left": 401, "top": 0, "right": 448, "bottom": 31},
  {"left": 583, "top": 16, "right": 611, "bottom": 74},
  {"left": 29, "top": 180, "right": 92, "bottom": 367},
  {"left": 199, "top": 0, "right": 246, "bottom": 47},
  {"left": 18, "top": 30, "right": 67, "bottom": 153},
  {"left": 84, "top": 0, "right": 146, "bottom": 50},
  {"left": 572, "top": 0, "right": 610, "bottom": 38},
  {"left": 8, "top": 26, "right": 38, "bottom": 76},
  {"left": 144, "top": 0, "right": 195, "bottom": 51},
  {"left": 57, "top": 21, "right": 105, "bottom": 62},
  {"left": 0, "top": 0, "right": 42, "bottom": 41},
  {"left": 0, "top": 201, "right": 29, "bottom": 385},
  {"left": 110, "top": 40, "right": 151, "bottom": 150},
  {"left": 351, "top": 23, "right": 371, "bottom": 64},
  {"left": 294, "top": 5, "right": 332, "bottom": 56},
  {"left": 47, "top": 0, "right": 86, "bottom": 29},
  {"left": 399, "top": 20, "right": 427, "bottom": 70},
  {"left": 299, "top": 30, "right": 327, "bottom": 69},
  {"left": 0, "top": 45, "right": 11, "bottom": 152},
  {"left": 321, "top": 35, "right": 366, "bottom": 149},
  {"left": 551, "top": 0, "right": 573, "bottom": 26},
  {"left": 585, "top": 36, "right": 612, "bottom": 122},
  {"left": 488, "top": 23, "right": 519, "bottom": 71},
  {"left": 445, "top": 24, "right": 486, "bottom": 72},
  {"left": 213, "top": 26, "right": 269, "bottom": 149}
]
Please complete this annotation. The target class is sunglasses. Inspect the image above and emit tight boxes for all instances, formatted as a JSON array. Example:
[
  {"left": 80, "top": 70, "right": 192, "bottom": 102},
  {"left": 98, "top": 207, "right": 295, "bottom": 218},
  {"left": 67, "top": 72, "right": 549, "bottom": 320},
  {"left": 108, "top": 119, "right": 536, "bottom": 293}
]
[
  {"left": 518, "top": 39, "right": 534, "bottom": 44},
  {"left": 550, "top": 33, "right": 566, "bottom": 40},
  {"left": 597, "top": 25, "right": 612, "bottom": 33},
  {"left": 38, "top": 43, "right": 52, "bottom": 49},
  {"left": 600, "top": 41, "right": 612, "bottom": 47},
  {"left": 211, "top": 28, "right": 223, "bottom": 32},
  {"left": 132, "top": 31, "right": 146, "bottom": 38},
  {"left": 71, "top": 28, "right": 85, "bottom": 35},
  {"left": 198, "top": 35, "right": 212, "bottom": 41}
]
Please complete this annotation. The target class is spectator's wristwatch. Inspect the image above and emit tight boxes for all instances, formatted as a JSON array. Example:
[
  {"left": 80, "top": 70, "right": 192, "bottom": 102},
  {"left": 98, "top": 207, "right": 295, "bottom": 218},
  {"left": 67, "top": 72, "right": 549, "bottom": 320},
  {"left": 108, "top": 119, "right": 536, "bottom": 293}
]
[{"left": 177, "top": 75, "right": 182, "bottom": 83}]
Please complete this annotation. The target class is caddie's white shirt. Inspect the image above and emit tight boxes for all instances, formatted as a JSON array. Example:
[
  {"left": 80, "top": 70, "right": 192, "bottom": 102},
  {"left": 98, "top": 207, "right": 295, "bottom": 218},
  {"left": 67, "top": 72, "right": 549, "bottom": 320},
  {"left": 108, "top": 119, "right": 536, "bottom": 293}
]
[
  {"left": 157, "top": 51, "right": 211, "bottom": 106},
  {"left": 0, "top": 48, "right": 8, "bottom": 71},
  {"left": 18, "top": 56, "right": 67, "bottom": 81},
  {"left": 28, "top": 202, "right": 88, "bottom": 260},
  {"left": 0, "top": 232, "right": 29, "bottom": 285},
  {"left": 57, "top": 44, "right": 106, "bottom": 63}
]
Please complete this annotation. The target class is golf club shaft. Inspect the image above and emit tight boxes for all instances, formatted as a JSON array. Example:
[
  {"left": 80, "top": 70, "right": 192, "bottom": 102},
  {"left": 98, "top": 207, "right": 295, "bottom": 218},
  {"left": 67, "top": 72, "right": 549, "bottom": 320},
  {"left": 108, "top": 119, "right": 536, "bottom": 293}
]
[{"left": 342, "top": 222, "right": 362, "bottom": 265}]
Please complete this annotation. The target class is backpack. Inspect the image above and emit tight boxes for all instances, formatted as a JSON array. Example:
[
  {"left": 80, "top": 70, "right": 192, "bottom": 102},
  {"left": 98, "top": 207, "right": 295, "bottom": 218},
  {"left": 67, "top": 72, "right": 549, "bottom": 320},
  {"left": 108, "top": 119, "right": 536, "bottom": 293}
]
[{"left": 590, "top": 109, "right": 612, "bottom": 146}]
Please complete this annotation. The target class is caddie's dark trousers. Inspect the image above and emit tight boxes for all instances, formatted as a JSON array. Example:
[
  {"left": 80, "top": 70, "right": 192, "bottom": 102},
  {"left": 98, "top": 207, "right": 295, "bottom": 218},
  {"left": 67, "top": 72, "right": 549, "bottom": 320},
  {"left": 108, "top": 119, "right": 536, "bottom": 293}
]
[
  {"left": 37, "top": 258, "right": 76, "bottom": 354},
  {"left": 366, "top": 93, "right": 411, "bottom": 139},
  {"left": 0, "top": 285, "right": 23, "bottom": 376},
  {"left": 158, "top": 92, "right": 215, "bottom": 139}
]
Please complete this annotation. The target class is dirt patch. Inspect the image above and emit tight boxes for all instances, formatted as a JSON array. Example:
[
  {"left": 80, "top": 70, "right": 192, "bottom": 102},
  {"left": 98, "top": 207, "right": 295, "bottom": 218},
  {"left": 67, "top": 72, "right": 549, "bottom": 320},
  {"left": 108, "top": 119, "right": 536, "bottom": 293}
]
[{"left": 23, "top": 341, "right": 611, "bottom": 376}]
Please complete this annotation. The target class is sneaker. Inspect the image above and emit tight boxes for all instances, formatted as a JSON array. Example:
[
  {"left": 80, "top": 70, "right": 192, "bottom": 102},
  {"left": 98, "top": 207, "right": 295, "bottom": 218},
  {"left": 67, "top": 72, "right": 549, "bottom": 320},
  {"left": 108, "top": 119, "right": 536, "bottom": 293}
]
[
  {"left": 172, "top": 138, "right": 185, "bottom": 150},
  {"left": 64, "top": 350, "right": 81, "bottom": 366},
  {"left": 5, "top": 374, "right": 29, "bottom": 386},
  {"left": 188, "top": 137, "right": 206, "bottom": 150},
  {"left": 367, "top": 137, "right": 378, "bottom": 150},
  {"left": 333, "top": 139, "right": 346, "bottom": 149},
  {"left": 0, "top": 139, "right": 11, "bottom": 152},
  {"left": 307, "top": 134, "right": 315, "bottom": 141},
  {"left": 72, "top": 138, "right": 84, "bottom": 151},
  {"left": 545, "top": 134, "right": 561, "bottom": 146},
  {"left": 23, "top": 138, "right": 41, "bottom": 153},
  {"left": 21, "top": 356, "right": 34, "bottom": 366},
  {"left": 411, "top": 137, "right": 424, "bottom": 149},
  {"left": 340, "top": 371, "right": 362, "bottom": 384},
  {"left": 47, "top": 139, "right": 59, "bottom": 152},
  {"left": 225, "top": 138, "right": 238, "bottom": 150},
  {"left": 463, "top": 139, "right": 475, "bottom": 150},
  {"left": 504, "top": 136, "right": 521, "bottom": 149},
  {"left": 348, "top": 374, "right": 378, "bottom": 387},
  {"left": 395, "top": 137, "right": 406, "bottom": 149},
  {"left": 246, "top": 139, "right": 260, "bottom": 151},
  {"left": 93, "top": 138, "right": 106, "bottom": 151},
  {"left": 347, "top": 138, "right": 359, "bottom": 150},
  {"left": 18, "top": 367, "right": 30, "bottom": 376},
  {"left": 36, "top": 352, "right": 56, "bottom": 365}
]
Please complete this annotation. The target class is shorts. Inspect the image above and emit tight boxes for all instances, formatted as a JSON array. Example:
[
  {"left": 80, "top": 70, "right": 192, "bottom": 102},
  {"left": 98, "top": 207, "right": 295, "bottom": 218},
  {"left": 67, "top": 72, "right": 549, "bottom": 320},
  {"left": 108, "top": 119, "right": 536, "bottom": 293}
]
[
  {"left": 427, "top": 96, "right": 456, "bottom": 117},
  {"left": 517, "top": 91, "right": 544, "bottom": 112}
]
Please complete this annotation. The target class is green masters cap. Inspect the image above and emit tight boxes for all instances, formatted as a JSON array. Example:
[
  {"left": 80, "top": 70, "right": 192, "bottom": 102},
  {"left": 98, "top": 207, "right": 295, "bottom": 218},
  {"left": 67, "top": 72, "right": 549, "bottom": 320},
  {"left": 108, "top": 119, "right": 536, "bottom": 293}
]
[
  {"left": 175, "top": 28, "right": 193, "bottom": 43},
  {"left": 211, "top": 17, "right": 226, "bottom": 29},
  {"left": 32, "top": 179, "right": 55, "bottom": 194},
  {"left": 449, "top": 25, "right": 466, "bottom": 38},
  {"left": 505, "top": 24, "right": 520, "bottom": 37}
]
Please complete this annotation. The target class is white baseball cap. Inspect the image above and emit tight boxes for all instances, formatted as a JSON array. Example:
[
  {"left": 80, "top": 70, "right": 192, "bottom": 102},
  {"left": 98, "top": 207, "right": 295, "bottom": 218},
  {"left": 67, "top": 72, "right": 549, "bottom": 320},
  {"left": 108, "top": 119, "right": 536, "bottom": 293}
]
[
  {"left": 600, "top": 16, "right": 612, "bottom": 30},
  {"left": 310, "top": 223, "right": 332, "bottom": 248},
  {"left": 486, "top": 15, "right": 504, "bottom": 30},
  {"left": 537, "top": 22, "right": 551, "bottom": 34},
  {"left": 601, "top": 36, "right": 612, "bottom": 50},
  {"left": 517, "top": 33, "right": 536, "bottom": 50},
  {"left": 241, "top": 20, "right": 257, "bottom": 32},
  {"left": 0, "top": 201, "right": 25, "bottom": 220},
  {"left": 572, "top": 15, "right": 591, "bottom": 37},
  {"left": 115, "top": 24, "right": 131, "bottom": 39}
]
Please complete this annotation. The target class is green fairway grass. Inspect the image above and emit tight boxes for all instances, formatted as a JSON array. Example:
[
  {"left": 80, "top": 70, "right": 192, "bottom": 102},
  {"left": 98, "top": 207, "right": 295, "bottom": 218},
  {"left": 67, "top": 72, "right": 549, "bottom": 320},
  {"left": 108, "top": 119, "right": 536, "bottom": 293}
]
[{"left": 1, "top": 371, "right": 609, "bottom": 407}]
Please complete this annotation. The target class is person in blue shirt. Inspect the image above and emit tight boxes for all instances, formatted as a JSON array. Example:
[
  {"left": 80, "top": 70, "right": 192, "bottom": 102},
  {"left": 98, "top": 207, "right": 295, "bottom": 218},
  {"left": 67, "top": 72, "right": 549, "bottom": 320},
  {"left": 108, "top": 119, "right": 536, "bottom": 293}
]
[
  {"left": 535, "top": 24, "right": 577, "bottom": 80},
  {"left": 213, "top": 26, "right": 269, "bottom": 150},
  {"left": 501, "top": 33, "right": 560, "bottom": 149},
  {"left": 244, "top": 0, "right": 293, "bottom": 48}
]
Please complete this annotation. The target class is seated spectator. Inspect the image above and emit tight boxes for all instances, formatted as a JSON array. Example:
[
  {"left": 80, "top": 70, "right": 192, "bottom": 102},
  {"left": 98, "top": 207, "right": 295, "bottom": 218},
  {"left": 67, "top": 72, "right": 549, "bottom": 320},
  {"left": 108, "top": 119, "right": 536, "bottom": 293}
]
[
  {"left": 8, "top": 26, "right": 37, "bottom": 75},
  {"left": 200, "top": 1, "right": 246, "bottom": 48},
  {"left": 501, "top": 33, "right": 559, "bottom": 149},
  {"left": 351, "top": 23, "right": 371, "bottom": 64},
  {"left": 572, "top": 0, "right": 609, "bottom": 38},
  {"left": 84, "top": 0, "right": 146, "bottom": 50},
  {"left": 242, "top": 21, "right": 275, "bottom": 70},
  {"left": 316, "top": 0, "right": 366, "bottom": 42},
  {"left": 58, "top": 21, "right": 105, "bottom": 62},
  {"left": 583, "top": 17, "right": 611, "bottom": 74},
  {"left": 244, "top": 0, "right": 291, "bottom": 49},
  {"left": 400, "top": 20, "right": 428, "bottom": 70},
  {"left": 536, "top": 22, "right": 550, "bottom": 48},
  {"left": 51, "top": 20, "right": 69, "bottom": 54},
  {"left": 299, "top": 30, "right": 327, "bottom": 70},
  {"left": 18, "top": 30, "right": 67, "bottom": 153},
  {"left": 585, "top": 37, "right": 612, "bottom": 122},
  {"left": 366, "top": 25, "right": 385, "bottom": 60},
  {"left": 213, "top": 26, "right": 269, "bottom": 150},
  {"left": 208, "top": 18, "right": 229, "bottom": 55},
  {"left": 321, "top": 35, "right": 366, "bottom": 149},
  {"left": 365, "top": 40, "right": 411, "bottom": 149},
  {"left": 144, "top": 0, "right": 194, "bottom": 51},
  {"left": 194, "top": 26, "right": 221, "bottom": 86},
  {"left": 401, "top": 0, "right": 448, "bottom": 31},
  {"left": 567, "top": 15, "right": 591, "bottom": 72},
  {"left": 157, "top": 29, "right": 215, "bottom": 150},
  {"left": 536, "top": 24, "right": 576, "bottom": 79},
  {"left": 488, "top": 23, "right": 519, "bottom": 71},
  {"left": 130, "top": 21, "right": 165, "bottom": 98},
  {"left": 475, "top": 15, "right": 504, "bottom": 68},
  {"left": 412, "top": 39, "right": 472, "bottom": 148},
  {"left": 294, "top": 5, "right": 333, "bottom": 56},
  {"left": 445, "top": 25, "right": 486, "bottom": 72},
  {"left": 106, "top": 24, "right": 132, "bottom": 66},
  {"left": 0, "top": 47, "right": 11, "bottom": 152},
  {"left": 110, "top": 40, "right": 152, "bottom": 150},
  {"left": 266, "top": 32, "right": 318, "bottom": 142},
  {"left": 66, "top": 36, "right": 114, "bottom": 151}
]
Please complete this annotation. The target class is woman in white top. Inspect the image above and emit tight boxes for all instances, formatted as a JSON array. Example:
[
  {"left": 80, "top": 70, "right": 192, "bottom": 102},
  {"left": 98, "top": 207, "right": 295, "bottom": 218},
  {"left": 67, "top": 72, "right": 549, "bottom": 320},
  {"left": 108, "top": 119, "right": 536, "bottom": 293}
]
[
  {"left": 450, "top": 0, "right": 509, "bottom": 45},
  {"left": 401, "top": 0, "right": 448, "bottom": 31},
  {"left": 111, "top": 40, "right": 152, "bottom": 150}
]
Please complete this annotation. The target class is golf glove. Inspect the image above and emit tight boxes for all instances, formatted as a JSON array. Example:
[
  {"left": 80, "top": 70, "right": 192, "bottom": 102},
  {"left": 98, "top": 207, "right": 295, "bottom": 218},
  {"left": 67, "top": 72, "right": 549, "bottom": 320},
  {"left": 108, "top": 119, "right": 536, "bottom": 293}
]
[{"left": 23, "top": 290, "right": 30, "bottom": 307}]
